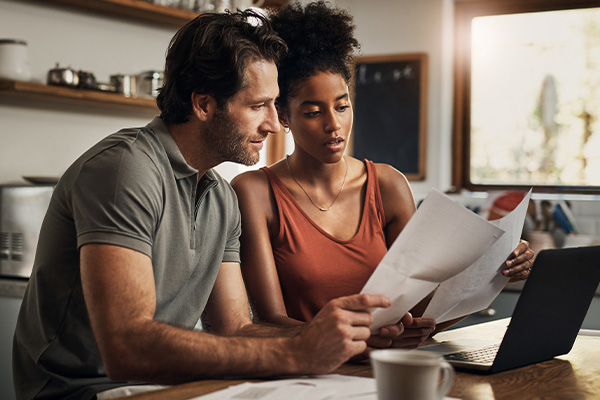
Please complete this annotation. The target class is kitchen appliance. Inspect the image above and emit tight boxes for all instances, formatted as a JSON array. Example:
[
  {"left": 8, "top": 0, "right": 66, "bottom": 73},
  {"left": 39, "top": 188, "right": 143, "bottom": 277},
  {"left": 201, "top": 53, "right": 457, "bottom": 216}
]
[
  {"left": 0, "top": 184, "right": 53, "bottom": 279},
  {"left": 0, "top": 39, "right": 32, "bottom": 81}
]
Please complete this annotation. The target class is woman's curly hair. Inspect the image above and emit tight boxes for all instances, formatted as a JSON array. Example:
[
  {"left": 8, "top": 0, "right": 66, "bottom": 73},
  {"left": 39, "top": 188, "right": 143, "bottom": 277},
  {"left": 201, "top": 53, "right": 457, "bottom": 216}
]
[{"left": 270, "top": 1, "right": 359, "bottom": 114}]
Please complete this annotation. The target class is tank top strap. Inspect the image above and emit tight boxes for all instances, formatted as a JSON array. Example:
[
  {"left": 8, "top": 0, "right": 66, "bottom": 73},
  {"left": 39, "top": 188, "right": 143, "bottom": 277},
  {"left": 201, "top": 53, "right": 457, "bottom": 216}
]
[
  {"left": 260, "top": 166, "right": 292, "bottom": 204},
  {"left": 260, "top": 166, "right": 297, "bottom": 241}
]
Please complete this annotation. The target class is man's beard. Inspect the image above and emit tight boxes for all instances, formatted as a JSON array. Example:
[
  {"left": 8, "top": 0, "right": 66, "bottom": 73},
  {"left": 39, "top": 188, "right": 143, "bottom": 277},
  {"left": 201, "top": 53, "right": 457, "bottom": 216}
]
[{"left": 206, "top": 106, "right": 261, "bottom": 166}]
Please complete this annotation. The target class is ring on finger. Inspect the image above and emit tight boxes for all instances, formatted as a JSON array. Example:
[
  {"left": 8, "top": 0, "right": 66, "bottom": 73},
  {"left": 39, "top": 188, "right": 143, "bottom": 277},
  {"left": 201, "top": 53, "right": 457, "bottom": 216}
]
[{"left": 527, "top": 259, "right": 533, "bottom": 266}]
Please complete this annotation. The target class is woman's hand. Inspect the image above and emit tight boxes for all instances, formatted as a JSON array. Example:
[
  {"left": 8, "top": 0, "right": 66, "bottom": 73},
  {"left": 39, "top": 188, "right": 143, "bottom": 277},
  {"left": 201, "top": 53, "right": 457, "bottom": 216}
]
[
  {"left": 502, "top": 239, "right": 535, "bottom": 282},
  {"left": 366, "top": 313, "right": 413, "bottom": 350},
  {"left": 366, "top": 314, "right": 435, "bottom": 351},
  {"left": 389, "top": 317, "right": 436, "bottom": 349}
]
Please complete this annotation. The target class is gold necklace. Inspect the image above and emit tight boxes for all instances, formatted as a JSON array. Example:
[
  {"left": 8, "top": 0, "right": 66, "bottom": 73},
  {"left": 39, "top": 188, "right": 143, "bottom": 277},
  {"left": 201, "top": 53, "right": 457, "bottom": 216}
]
[{"left": 285, "top": 155, "right": 348, "bottom": 212}]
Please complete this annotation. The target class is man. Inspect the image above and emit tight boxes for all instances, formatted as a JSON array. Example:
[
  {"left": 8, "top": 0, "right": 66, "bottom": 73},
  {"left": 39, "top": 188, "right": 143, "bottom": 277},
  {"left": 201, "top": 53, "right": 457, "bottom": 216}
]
[{"left": 13, "top": 10, "right": 397, "bottom": 400}]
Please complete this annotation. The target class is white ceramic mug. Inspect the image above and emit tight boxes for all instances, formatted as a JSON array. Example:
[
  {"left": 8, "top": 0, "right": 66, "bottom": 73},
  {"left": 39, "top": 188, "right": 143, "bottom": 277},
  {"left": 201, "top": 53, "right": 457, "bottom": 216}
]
[{"left": 370, "top": 349, "right": 455, "bottom": 400}]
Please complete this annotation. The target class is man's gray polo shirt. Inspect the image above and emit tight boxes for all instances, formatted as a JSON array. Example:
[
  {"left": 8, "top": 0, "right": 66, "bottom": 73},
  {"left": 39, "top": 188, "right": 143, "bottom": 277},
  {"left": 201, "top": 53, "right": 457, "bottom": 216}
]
[{"left": 13, "top": 116, "right": 241, "bottom": 399}]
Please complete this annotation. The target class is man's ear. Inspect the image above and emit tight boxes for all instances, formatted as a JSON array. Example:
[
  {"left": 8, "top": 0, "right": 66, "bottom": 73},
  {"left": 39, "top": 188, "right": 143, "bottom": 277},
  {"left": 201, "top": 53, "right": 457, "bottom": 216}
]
[{"left": 191, "top": 92, "right": 216, "bottom": 121}]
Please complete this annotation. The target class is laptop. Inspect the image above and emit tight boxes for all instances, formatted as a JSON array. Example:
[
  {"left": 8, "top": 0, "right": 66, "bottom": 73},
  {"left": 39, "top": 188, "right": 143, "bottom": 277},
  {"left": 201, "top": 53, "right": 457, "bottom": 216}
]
[{"left": 420, "top": 246, "right": 600, "bottom": 374}]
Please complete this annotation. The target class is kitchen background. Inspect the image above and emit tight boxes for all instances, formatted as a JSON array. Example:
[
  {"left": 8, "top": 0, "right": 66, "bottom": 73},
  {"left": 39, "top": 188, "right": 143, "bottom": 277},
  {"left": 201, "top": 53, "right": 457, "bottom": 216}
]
[{"left": 1, "top": 1, "right": 599, "bottom": 399}]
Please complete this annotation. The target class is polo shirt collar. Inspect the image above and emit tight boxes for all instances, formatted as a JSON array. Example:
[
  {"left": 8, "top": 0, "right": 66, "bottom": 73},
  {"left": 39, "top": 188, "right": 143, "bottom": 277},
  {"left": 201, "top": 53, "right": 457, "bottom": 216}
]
[{"left": 148, "top": 116, "right": 199, "bottom": 180}]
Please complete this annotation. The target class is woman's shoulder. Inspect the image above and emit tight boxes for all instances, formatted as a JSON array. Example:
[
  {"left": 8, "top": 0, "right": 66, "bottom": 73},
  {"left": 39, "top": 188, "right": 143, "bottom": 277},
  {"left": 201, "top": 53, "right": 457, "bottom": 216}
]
[
  {"left": 231, "top": 166, "right": 280, "bottom": 220},
  {"left": 230, "top": 168, "right": 270, "bottom": 198},
  {"left": 371, "top": 162, "right": 409, "bottom": 186},
  {"left": 370, "top": 162, "right": 414, "bottom": 204}
]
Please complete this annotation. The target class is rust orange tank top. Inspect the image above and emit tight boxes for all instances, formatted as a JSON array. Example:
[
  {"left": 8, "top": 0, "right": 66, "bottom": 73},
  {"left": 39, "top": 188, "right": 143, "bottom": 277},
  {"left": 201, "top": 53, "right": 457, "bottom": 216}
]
[{"left": 261, "top": 160, "right": 387, "bottom": 322}]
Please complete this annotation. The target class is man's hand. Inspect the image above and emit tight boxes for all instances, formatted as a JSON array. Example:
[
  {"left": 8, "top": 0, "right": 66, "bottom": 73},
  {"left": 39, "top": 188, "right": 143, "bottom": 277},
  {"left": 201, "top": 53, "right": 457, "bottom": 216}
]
[{"left": 291, "top": 294, "right": 391, "bottom": 374}]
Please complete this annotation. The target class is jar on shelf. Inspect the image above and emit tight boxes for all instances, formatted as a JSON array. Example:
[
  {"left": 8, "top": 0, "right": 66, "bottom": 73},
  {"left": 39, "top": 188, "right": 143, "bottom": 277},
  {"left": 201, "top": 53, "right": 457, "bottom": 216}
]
[{"left": 0, "top": 39, "right": 32, "bottom": 81}]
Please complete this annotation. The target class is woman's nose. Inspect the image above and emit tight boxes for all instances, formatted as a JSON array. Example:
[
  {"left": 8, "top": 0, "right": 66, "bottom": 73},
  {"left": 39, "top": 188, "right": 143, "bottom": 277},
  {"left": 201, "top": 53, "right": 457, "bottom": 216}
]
[{"left": 325, "top": 110, "right": 342, "bottom": 133}]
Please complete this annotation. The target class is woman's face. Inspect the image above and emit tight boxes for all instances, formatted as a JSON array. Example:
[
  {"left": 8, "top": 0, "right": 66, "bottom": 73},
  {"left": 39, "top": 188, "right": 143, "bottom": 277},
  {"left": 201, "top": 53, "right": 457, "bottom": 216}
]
[{"left": 285, "top": 72, "right": 353, "bottom": 163}]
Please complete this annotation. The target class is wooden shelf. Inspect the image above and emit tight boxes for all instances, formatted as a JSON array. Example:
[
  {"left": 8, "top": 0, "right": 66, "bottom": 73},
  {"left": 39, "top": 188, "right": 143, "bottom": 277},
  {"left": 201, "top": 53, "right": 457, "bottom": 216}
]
[
  {"left": 42, "top": 0, "right": 288, "bottom": 28},
  {"left": 0, "top": 80, "right": 158, "bottom": 114}
]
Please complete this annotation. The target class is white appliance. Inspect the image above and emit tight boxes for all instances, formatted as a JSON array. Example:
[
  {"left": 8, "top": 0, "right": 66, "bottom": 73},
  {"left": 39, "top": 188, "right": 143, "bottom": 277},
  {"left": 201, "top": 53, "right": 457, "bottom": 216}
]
[
  {"left": 0, "top": 184, "right": 53, "bottom": 279},
  {"left": 0, "top": 184, "right": 53, "bottom": 400}
]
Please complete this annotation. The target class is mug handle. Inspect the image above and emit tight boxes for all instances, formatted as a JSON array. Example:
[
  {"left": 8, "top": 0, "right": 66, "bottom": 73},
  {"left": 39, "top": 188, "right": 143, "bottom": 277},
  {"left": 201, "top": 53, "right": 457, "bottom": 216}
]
[{"left": 436, "top": 361, "right": 455, "bottom": 399}]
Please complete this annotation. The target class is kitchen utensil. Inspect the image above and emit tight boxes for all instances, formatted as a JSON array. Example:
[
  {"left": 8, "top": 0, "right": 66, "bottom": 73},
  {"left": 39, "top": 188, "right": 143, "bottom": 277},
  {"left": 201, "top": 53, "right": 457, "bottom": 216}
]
[
  {"left": 0, "top": 39, "right": 32, "bottom": 81},
  {"left": 137, "top": 70, "right": 163, "bottom": 98},
  {"left": 47, "top": 63, "right": 79, "bottom": 87},
  {"left": 96, "top": 82, "right": 117, "bottom": 93},
  {"left": 110, "top": 74, "right": 137, "bottom": 97},
  {"left": 77, "top": 70, "right": 97, "bottom": 90}
]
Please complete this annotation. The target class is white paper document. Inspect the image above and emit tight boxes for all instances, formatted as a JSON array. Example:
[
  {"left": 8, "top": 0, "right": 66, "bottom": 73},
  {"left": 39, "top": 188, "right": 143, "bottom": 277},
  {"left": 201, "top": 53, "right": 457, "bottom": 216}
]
[
  {"left": 190, "top": 374, "right": 459, "bottom": 400},
  {"left": 190, "top": 374, "right": 376, "bottom": 400},
  {"left": 423, "top": 190, "right": 532, "bottom": 323},
  {"left": 361, "top": 189, "right": 505, "bottom": 332}
]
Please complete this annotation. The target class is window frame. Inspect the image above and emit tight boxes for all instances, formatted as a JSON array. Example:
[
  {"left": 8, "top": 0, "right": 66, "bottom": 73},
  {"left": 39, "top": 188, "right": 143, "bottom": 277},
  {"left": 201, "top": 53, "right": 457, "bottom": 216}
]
[{"left": 452, "top": 0, "right": 600, "bottom": 194}]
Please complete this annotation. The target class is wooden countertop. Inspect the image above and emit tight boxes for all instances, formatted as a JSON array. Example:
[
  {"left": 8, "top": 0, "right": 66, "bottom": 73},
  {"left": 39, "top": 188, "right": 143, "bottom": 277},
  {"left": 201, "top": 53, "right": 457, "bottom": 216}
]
[{"left": 115, "top": 318, "right": 600, "bottom": 399}]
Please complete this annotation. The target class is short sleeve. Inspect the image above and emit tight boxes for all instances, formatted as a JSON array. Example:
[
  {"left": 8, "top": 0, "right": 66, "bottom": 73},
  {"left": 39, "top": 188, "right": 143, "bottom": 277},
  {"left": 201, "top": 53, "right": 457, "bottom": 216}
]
[{"left": 72, "top": 140, "right": 163, "bottom": 258}]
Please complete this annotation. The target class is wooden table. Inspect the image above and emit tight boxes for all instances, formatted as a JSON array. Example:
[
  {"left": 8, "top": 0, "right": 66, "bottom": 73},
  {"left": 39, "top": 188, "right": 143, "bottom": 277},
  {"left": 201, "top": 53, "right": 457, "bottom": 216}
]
[{"left": 118, "top": 318, "right": 600, "bottom": 400}]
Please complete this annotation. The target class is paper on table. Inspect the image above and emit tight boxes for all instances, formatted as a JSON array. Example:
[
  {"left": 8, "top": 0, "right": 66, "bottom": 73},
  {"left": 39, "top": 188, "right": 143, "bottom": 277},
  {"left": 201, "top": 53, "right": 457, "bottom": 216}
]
[
  {"left": 190, "top": 374, "right": 376, "bottom": 400},
  {"left": 190, "top": 374, "right": 461, "bottom": 400},
  {"left": 423, "top": 190, "right": 532, "bottom": 323},
  {"left": 361, "top": 189, "right": 505, "bottom": 332}
]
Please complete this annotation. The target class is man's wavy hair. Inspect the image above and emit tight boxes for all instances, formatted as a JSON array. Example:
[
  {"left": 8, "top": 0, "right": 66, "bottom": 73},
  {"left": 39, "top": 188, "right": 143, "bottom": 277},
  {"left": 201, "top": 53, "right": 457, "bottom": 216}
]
[
  {"left": 270, "top": 1, "right": 359, "bottom": 115},
  {"left": 157, "top": 10, "right": 287, "bottom": 124}
]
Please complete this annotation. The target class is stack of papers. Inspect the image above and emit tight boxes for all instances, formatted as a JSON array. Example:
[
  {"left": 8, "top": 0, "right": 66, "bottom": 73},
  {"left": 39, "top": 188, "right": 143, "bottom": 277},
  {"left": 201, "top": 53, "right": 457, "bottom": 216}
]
[{"left": 361, "top": 189, "right": 531, "bottom": 330}]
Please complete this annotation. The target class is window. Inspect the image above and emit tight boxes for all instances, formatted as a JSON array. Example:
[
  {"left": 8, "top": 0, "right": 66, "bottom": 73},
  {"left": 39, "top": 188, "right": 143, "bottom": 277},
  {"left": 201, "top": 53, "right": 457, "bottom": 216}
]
[{"left": 453, "top": 0, "right": 600, "bottom": 193}]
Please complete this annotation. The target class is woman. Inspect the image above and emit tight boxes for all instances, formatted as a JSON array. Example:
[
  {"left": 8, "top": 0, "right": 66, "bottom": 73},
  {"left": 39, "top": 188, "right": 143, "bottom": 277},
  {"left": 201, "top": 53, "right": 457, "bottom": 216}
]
[{"left": 231, "top": 1, "right": 533, "bottom": 349}]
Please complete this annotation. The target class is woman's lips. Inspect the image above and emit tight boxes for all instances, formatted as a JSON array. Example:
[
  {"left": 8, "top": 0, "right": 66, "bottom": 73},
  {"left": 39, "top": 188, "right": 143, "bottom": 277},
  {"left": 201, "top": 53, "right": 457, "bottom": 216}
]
[{"left": 326, "top": 137, "right": 344, "bottom": 151}]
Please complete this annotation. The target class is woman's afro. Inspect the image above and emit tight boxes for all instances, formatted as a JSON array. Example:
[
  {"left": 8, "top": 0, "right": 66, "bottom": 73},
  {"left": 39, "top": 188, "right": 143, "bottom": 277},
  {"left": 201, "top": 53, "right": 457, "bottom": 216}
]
[{"left": 270, "top": 1, "right": 359, "bottom": 110}]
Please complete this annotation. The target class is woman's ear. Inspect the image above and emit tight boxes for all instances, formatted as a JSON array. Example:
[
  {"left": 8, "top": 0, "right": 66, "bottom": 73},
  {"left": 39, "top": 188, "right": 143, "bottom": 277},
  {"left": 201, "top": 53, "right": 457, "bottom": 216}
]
[
  {"left": 277, "top": 106, "right": 289, "bottom": 128},
  {"left": 191, "top": 92, "right": 216, "bottom": 122}
]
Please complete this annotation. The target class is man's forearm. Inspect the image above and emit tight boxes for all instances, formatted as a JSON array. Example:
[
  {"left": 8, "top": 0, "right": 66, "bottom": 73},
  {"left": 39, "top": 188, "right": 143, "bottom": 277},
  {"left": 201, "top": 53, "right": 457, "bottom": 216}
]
[
  {"left": 103, "top": 319, "right": 305, "bottom": 384},
  {"left": 233, "top": 320, "right": 306, "bottom": 338}
]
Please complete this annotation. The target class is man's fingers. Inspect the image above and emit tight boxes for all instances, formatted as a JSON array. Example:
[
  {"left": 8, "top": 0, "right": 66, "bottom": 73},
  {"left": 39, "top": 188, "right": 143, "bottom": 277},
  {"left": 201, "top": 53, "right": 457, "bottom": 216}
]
[{"left": 332, "top": 294, "right": 391, "bottom": 311}]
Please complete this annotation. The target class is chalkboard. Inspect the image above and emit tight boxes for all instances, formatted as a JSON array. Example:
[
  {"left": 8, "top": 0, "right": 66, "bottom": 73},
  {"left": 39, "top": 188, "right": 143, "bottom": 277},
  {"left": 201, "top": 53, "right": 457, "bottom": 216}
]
[{"left": 352, "top": 54, "right": 427, "bottom": 180}]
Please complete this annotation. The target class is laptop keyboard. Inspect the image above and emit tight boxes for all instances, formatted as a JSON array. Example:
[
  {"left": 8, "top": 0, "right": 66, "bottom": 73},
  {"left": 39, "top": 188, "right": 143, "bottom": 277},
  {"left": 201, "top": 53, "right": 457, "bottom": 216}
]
[{"left": 444, "top": 343, "right": 500, "bottom": 363}]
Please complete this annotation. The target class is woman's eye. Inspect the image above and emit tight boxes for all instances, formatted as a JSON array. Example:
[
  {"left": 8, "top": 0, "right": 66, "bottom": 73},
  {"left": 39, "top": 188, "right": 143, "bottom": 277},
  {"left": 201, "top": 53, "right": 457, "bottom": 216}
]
[
  {"left": 338, "top": 105, "right": 350, "bottom": 112},
  {"left": 252, "top": 104, "right": 265, "bottom": 110},
  {"left": 304, "top": 110, "right": 320, "bottom": 117}
]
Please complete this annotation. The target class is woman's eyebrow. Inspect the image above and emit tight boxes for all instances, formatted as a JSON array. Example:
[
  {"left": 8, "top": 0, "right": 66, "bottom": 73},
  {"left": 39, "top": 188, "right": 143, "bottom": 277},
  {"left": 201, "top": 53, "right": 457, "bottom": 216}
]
[{"left": 300, "top": 93, "right": 349, "bottom": 106}]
